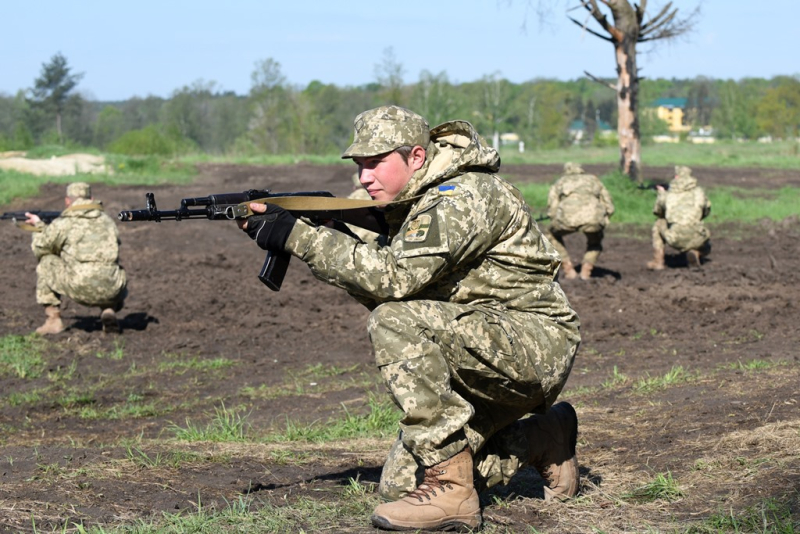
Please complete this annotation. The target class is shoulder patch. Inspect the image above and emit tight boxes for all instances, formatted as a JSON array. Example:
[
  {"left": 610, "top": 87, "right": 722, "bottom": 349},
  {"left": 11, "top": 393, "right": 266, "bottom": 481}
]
[
  {"left": 437, "top": 184, "right": 458, "bottom": 196},
  {"left": 404, "top": 214, "right": 433, "bottom": 242}
]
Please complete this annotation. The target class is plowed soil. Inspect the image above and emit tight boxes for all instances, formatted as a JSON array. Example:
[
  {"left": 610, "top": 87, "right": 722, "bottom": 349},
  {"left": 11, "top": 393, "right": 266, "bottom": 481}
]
[{"left": 1, "top": 163, "right": 798, "bottom": 533}]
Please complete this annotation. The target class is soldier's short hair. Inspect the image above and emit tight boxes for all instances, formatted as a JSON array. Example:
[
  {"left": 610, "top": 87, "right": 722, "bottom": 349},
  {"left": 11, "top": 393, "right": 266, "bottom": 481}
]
[
  {"left": 342, "top": 106, "right": 430, "bottom": 159},
  {"left": 66, "top": 182, "right": 92, "bottom": 200}
]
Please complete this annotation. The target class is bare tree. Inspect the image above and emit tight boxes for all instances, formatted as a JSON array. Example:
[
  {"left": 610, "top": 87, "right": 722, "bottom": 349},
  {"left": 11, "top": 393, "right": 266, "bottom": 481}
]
[
  {"left": 374, "top": 47, "right": 406, "bottom": 105},
  {"left": 568, "top": 1, "right": 699, "bottom": 181}
]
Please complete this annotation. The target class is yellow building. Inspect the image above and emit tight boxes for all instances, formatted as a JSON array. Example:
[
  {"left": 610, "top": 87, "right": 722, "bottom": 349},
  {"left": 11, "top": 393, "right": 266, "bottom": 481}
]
[{"left": 652, "top": 98, "right": 691, "bottom": 133}]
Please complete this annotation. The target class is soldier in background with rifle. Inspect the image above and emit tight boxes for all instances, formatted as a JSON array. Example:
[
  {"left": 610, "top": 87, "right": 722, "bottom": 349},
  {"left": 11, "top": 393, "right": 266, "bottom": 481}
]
[
  {"left": 237, "top": 105, "right": 581, "bottom": 531},
  {"left": 22, "top": 182, "right": 127, "bottom": 334},
  {"left": 545, "top": 162, "right": 615, "bottom": 280},
  {"left": 646, "top": 165, "right": 712, "bottom": 270}
]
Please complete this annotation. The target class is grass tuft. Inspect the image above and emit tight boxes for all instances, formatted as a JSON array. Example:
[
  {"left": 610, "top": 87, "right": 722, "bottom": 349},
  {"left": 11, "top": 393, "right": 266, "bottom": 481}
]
[
  {"left": 170, "top": 403, "right": 251, "bottom": 442},
  {"left": 623, "top": 471, "right": 685, "bottom": 503},
  {"left": 0, "top": 334, "right": 47, "bottom": 379}
]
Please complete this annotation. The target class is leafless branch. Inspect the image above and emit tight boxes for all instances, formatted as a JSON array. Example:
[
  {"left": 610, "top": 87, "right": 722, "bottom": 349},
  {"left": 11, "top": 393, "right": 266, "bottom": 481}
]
[
  {"left": 584, "top": 70, "right": 617, "bottom": 91},
  {"left": 568, "top": 16, "right": 614, "bottom": 42},
  {"left": 644, "top": 1, "right": 674, "bottom": 28},
  {"left": 640, "top": 3, "right": 698, "bottom": 42},
  {"left": 641, "top": 10, "right": 677, "bottom": 38}
]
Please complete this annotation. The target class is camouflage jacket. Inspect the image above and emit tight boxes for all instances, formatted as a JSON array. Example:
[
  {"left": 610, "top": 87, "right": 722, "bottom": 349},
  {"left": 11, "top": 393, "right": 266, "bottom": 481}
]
[
  {"left": 32, "top": 198, "right": 123, "bottom": 265},
  {"left": 284, "top": 120, "right": 579, "bottom": 325},
  {"left": 653, "top": 175, "right": 711, "bottom": 227},
  {"left": 547, "top": 173, "right": 615, "bottom": 231}
]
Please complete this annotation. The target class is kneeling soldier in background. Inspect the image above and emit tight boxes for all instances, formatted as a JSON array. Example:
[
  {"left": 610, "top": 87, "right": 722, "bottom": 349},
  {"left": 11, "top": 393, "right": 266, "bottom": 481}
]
[{"left": 25, "top": 182, "right": 127, "bottom": 334}]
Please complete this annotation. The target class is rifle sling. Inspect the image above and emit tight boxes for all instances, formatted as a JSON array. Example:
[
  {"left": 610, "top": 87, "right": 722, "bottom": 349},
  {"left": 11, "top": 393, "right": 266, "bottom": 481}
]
[
  {"left": 246, "top": 195, "right": 421, "bottom": 234},
  {"left": 248, "top": 195, "right": 411, "bottom": 211}
]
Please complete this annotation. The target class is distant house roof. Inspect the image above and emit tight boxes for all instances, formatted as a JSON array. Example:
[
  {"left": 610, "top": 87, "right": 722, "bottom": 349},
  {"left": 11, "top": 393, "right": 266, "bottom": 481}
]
[
  {"left": 569, "top": 119, "right": 613, "bottom": 131},
  {"left": 652, "top": 97, "right": 687, "bottom": 109},
  {"left": 569, "top": 119, "right": 585, "bottom": 131}
]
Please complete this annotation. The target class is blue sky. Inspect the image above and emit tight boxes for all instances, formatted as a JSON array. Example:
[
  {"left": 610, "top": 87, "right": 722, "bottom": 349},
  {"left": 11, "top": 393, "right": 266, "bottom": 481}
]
[{"left": 2, "top": 1, "right": 797, "bottom": 101}]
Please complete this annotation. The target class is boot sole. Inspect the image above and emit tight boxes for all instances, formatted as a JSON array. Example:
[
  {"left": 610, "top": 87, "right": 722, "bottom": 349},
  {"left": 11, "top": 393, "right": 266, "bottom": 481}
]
[{"left": 371, "top": 514, "right": 481, "bottom": 531}]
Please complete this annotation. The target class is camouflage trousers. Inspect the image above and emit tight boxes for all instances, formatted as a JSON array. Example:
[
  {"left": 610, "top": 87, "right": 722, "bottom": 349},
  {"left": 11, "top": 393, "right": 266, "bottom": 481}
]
[
  {"left": 652, "top": 219, "right": 711, "bottom": 254},
  {"left": 36, "top": 254, "right": 127, "bottom": 309},
  {"left": 546, "top": 226, "right": 604, "bottom": 266},
  {"left": 367, "top": 300, "right": 580, "bottom": 501}
]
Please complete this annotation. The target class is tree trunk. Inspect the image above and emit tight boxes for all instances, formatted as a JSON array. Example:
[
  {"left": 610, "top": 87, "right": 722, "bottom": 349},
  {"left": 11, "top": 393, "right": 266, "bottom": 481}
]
[
  {"left": 56, "top": 112, "right": 63, "bottom": 144},
  {"left": 614, "top": 36, "right": 641, "bottom": 182}
]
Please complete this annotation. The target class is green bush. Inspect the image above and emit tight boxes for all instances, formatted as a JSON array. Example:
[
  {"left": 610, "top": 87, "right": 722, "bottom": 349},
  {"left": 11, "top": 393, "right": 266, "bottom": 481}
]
[{"left": 108, "top": 125, "right": 186, "bottom": 156}]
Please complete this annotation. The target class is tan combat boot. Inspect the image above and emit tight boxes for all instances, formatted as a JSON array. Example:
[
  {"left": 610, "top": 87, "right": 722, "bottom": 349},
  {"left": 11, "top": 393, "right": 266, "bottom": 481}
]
[
  {"left": 371, "top": 447, "right": 481, "bottom": 531},
  {"left": 686, "top": 249, "right": 701, "bottom": 269},
  {"left": 579, "top": 262, "right": 594, "bottom": 280},
  {"left": 36, "top": 306, "right": 65, "bottom": 335},
  {"left": 101, "top": 308, "right": 120, "bottom": 334},
  {"left": 646, "top": 248, "right": 665, "bottom": 271},
  {"left": 524, "top": 402, "right": 580, "bottom": 501},
  {"left": 561, "top": 259, "right": 578, "bottom": 280}
]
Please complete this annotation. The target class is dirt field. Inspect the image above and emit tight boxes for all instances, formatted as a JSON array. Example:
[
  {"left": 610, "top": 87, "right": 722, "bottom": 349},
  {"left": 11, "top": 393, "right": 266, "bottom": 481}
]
[{"left": 1, "top": 163, "right": 798, "bottom": 533}]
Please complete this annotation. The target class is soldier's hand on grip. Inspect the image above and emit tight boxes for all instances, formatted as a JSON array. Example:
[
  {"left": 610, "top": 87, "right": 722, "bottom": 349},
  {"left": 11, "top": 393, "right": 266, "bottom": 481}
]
[{"left": 244, "top": 203, "right": 297, "bottom": 251}]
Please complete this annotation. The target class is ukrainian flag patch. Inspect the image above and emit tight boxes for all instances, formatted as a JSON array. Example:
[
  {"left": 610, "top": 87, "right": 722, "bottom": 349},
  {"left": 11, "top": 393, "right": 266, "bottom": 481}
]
[{"left": 437, "top": 185, "right": 457, "bottom": 196}]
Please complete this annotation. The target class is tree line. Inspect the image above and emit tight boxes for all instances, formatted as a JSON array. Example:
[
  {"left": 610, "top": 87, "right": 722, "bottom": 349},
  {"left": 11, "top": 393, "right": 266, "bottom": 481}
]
[{"left": 1, "top": 53, "right": 798, "bottom": 157}]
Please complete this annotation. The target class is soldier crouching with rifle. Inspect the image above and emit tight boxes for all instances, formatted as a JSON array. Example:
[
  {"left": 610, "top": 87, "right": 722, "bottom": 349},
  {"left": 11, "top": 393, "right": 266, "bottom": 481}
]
[
  {"left": 237, "top": 106, "right": 582, "bottom": 531},
  {"left": 23, "top": 182, "right": 127, "bottom": 334}
]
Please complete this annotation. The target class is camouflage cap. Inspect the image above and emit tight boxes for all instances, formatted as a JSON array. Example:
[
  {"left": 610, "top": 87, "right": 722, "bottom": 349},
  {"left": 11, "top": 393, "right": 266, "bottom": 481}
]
[
  {"left": 66, "top": 182, "right": 92, "bottom": 199},
  {"left": 564, "top": 162, "right": 584, "bottom": 175},
  {"left": 341, "top": 105, "right": 430, "bottom": 159},
  {"left": 675, "top": 165, "right": 692, "bottom": 179}
]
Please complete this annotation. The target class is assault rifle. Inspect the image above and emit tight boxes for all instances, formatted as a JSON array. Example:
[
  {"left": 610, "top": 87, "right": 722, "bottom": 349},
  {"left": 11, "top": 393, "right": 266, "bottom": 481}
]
[
  {"left": 638, "top": 181, "right": 670, "bottom": 191},
  {"left": 2, "top": 210, "right": 61, "bottom": 224},
  {"left": 118, "top": 189, "right": 388, "bottom": 291}
]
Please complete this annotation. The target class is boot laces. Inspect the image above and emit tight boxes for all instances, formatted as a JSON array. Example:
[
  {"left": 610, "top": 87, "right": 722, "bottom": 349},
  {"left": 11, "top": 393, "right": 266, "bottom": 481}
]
[{"left": 406, "top": 467, "right": 453, "bottom": 502}]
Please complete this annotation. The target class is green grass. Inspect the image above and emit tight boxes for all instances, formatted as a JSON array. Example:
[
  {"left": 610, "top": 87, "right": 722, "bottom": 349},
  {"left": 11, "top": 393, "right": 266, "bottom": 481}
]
[
  {"left": 500, "top": 139, "right": 800, "bottom": 170},
  {"left": 519, "top": 170, "right": 800, "bottom": 228},
  {"left": 181, "top": 152, "right": 350, "bottom": 166},
  {"left": 623, "top": 471, "right": 685, "bottom": 503},
  {"left": 265, "top": 394, "right": 401, "bottom": 443},
  {"left": 125, "top": 447, "right": 203, "bottom": 469},
  {"left": 96, "top": 339, "right": 125, "bottom": 360},
  {"left": 0, "top": 155, "right": 197, "bottom": 206},
  {"left": 51, "top": 490, "right": 381, "bottom": 533},
  {"left": 157, "top": 355, "right": 236, "bottom": 374},
  {"left": 633, "top": 365, "right": 693, "bottom": 393},
  {"left": 707, "top": 186, "right": 800, "bottom": 222},
  {"left": 720, "top": 358, "right": 782, "bottom": 372},
  {"left": 689, "top": 497, "right": 800, "bottom": 533},
  {"left": 240, "top": 363, "right": 379, "bottom": 400},
  {"left": 169, "top": 403, "right": 252, "bottom": 442},
  {"left": 0, "top": 334, "right": 47, "bottom": 379}
]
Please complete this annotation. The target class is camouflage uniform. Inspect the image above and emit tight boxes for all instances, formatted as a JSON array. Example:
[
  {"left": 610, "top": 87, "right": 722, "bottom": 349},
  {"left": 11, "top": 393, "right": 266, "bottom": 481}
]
[
  {"left": 282, "top": 110, "right": 581, "bottom": 500},
  {"left": 32, "top": 193, "right": 127, "bottom": 310},
  {"left": 651, "top": 166, "right": 711, "bottom": 254},
  {"left": 545, "top": 162, "right": 615, "bottom": 271}
]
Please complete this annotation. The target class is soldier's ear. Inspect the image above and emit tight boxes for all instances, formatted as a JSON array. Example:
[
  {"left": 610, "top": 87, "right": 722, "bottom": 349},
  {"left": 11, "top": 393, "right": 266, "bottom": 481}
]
[{"left": 409, "top": 145, "right": 426, "bottom": 172}]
